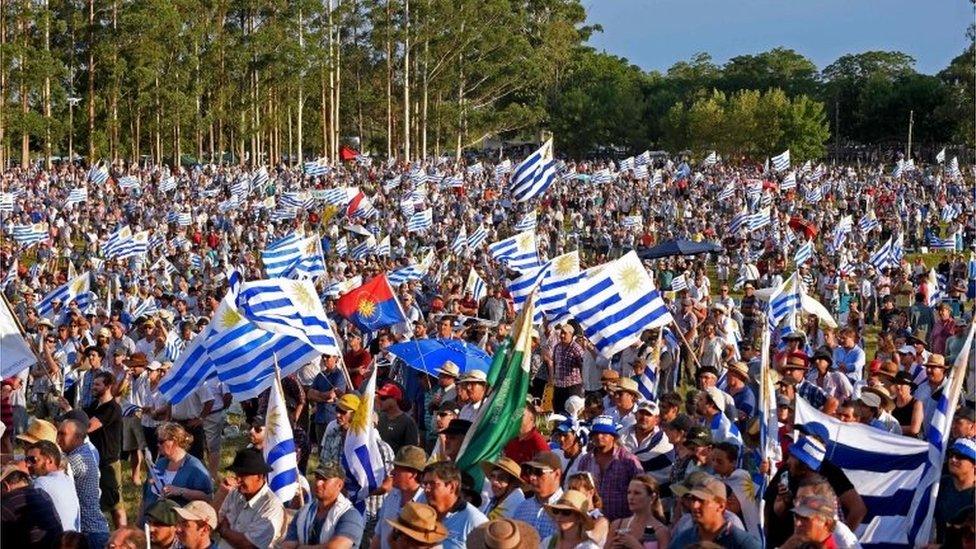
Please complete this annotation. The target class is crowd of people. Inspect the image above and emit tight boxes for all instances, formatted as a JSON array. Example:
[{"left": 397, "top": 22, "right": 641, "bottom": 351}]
[{"left": 0, "top": 150, "right": 974, "bottom": 549}]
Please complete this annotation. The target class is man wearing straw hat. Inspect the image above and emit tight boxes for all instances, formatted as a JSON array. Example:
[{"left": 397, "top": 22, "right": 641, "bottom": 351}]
[{"left": 386, "top": 502, "right": 449, "bottom": 549}]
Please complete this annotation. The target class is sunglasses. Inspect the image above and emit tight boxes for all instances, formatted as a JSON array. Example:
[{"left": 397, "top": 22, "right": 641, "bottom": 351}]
[
  {"left": 436, "top": 411, "right": 454, "bottom": 418},
  {"left": 25, "top": 455, "right": 38, "bottom": 464},
  {"left": 551, "top": 508, "right": 575, "bottom": 517}
]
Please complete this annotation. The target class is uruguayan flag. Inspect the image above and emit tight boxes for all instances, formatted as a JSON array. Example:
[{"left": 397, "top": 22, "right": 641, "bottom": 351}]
[
  {"left": 621, "top": 215, "right": 643, "bottom": 229},
  {"left": 793, "top": 396, "right": 945, "bottom": 547},
  {"left": 670, "top": 274, "right": 688, "bottom": 292},
  {"left": 261, "top": 233, "right": 303, "bottom": 277},
  {"left": 451, "top": 228, "right": 468, "bottom": 255},
  {"left": 159, "top": 176, "right": 178, "bottom": 193},
  {"left": 947, "top": 157, "right": 962, "bottom": 178},
  {"left": 748, "top": 208, "right": 771, "bottom": 231},
  {"left": 388, "top": 264, "right": 427, "bottom": 286},
  {"left": 488, "top": 231, "right": 540, "bottom": 272},
  {"left": 264, "top": 374, "right": 300, "bottom": 502},
  {"left": 36, "top": 272, "right": 90, "bottom": 317},
  {"left": 177, "top": 212, "right": 192, "bottom": 226},
  {"left": 467, "top": 224, "right": 488, "bottom": 249},
  {"left": 767, "top": 273, "right": 801, "bottom": 331},
  {"left": 494, "top": 159, "right": 512, "bottom": 180},
  {"left": 189, "top": 254, "right": 204, "bottom": 271},
  {"left": 0, "top": 192, "right": 15, "bottom": 212},
  {"left": 235, "top": 279, "right": 341, "bottom": 356},
  {"left": 728, "top": 209, "right": 749, "bottom": 234},
  {"left": 717, "top": 184, "right": 736, "bottom": 201},
  {"left": 859, "top": 214, "right": 880, "bottom": 233},
  {"left": 375, "top": 235, "right": 391, "bottom": 256},
  {"left": 1, "top": 260, "right": 18, "bottom": 289},
  {"left": 926, "top": 269, "right": 947, "bottom": 305},
  {"left": 252, "top": 167, "right": 270, "bottom": 188},
  {"left": 158, "top": 329, "right": 216, "bottom": 403},
  {"left": 780, "top": 171, "right": 797, "bottom": 190},
  {"left": 286, "top": 236, "right": 327, "bottom": 279},
  {"left": 65, "top": 188, "right": 88, "bottom": 207},
  {"left": 322, "top": 276, "right": 362, "bottom": 300},
  {"left": 466, "top": 162, "right": 484, "bottom": 176},
  {"left": 941, "top": 203, "right": 960, "bottom": 223},
  {"left": 633, "top": 165, "right": 649, "bottom": 180},
  {"left": 619, "top": 157, "right": 635, "bottom": 171},
  {"left": 465, "top": 268, "right": 487, "bottom": 301},
  {"left": 805, "top": 185, "right": 823, "bottom": 203},
  {"left": 566, "top": 251, "right": 673, "bottom": 358},
  {"left": 771, "top": 149, "right": 790, "bottom": 172},
  {"left": 303, "top": 158, "right": 329, "bottom": 177},
  {"left": 334, "top": 236, "right": 348, "bottom": 257},
  {"left": 89, "top": 164, "right": 109, "bottom": 185},
  {"left": 162, "top": 331, "right": 185, "bottom": 362},
  {"left": 117, "top": 176, "right": 141, "bottom": 190},
  {"left": 342, "top": 367, "right": 387, "bottom": 503},
  {"left": 929, "top": 235, "right": 957, "bottom": 251},
  {"left": 794, "top": 240, "right": 813, "bottom": 266},
  {"left": 936, "top": 147, "right": 946, "bottom": 164},
  {"left": 506, "top": 260, "right": 553, "bottom": 323},
  {"left": 650, "top": 170, "right": 663, "bottom": 187},
  {"left": 119, "top": 230, "right": 149, "bottom": 260},
  {"left": 514, "top": 211, "right": 537, "bottom": 232},
  {"left": 534, "top": 251, "right": 582, "bottom": 322},
  {"left": 102, "top": 225, "right": 133, "bottom": 259},
  {"left": 927, "top": 321, "right": 975, "bottom": 451},
  {"left": 870, "top": 236, "right": 896, "bottom": 271},
  {"left": 406, "top": 208, "right": 433, "bottom": 232},
  {"left": 591, "top": 169, "right": 613, "bottom": 185},
  {"left": 831, "top": 215, "right": 853, "bottom": 251},
  {"left": 130, "top": 298, "right": 160, "bottom": 321},
  {"left": 510, "top": 138, "right": 557, "bottom": 202},
  {"left": 709, "top": 408, "right": 742, "bottom": 445},
  {"left": 350, "top": 237, "right": 375, "bottom": 260},
  {"left": 701, "top": 151, "right": 718, "bottom": 167},
  {"left": 12, "top": 223, "right": 49, "bottom": 247}
]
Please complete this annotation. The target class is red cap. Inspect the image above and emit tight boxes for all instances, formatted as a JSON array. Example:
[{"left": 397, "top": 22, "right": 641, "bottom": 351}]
[{"left": 376, "top": 383, "right": 403, "bottom": 402}]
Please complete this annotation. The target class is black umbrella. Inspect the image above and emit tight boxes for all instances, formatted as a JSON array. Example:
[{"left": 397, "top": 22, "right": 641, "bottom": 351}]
[{"left": 636, "top": 239, "right": 723, "bottom": 260}]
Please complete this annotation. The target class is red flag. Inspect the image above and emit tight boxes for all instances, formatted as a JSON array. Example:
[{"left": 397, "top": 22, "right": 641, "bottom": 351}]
[
  {"left": 335, "top": 275, "right": 406, "bottom": 332},
  {"left": 339, "top": 145, "right": 359, "bottom": 162}
]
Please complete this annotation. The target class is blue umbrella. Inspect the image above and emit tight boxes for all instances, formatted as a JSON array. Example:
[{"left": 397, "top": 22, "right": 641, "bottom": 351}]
[{"left": 388, "top": 338, "right": 492, "bottom": 377}]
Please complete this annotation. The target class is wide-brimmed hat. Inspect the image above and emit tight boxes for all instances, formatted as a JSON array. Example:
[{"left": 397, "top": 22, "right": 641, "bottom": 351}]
[
  {"left": 480, "top": 456, "right": 521, "bottom": 482},
  {"left": 727, "top": 362, "right": 750, "bottom": 381},
  {"left": 862, "top": 385, "right": 894, "bottom": 411},
  {"left": 393, "top": 445, "right": 428, "bottom": 472},
  {"left": 600, "top": 369, "right": 621, "bottom": 383},
  {"left": 16, "top": 419, "right": 57, "bottom": 445},
  {"left": 614, "top": 377, "right": 641, "bottom": 397},
  {"left": 522, "top": 451, "right": 562, "bottom": 473},
  {"left": 544, "top": 490, "right": 595, "bottom": 529},
  {"left": 466, "top": 519, "right": 540, "bottom": 549},
  {"left": 875, "top": 360, "right": 899, "bottom": 381},
  {"left": 457, "top": 370, "right": 487, "bottom": 385},
  {"left": 783, "top": 351, "right": 809, "bottom": 371},
  {"left": 225, "top": 448, "right": 273, "bottom": 475},
  {"left": 386, "top": 502, "right": 448, "bottom": 545},
  {"left": 924, "top": 354, "right": 948, "bottom": 369},
  {"left": 125, "top": 352, "right": 149, "bottom": 368},
  {"left": 891, "top": 371, "right": 917, "bottom": 389},
  {"left": 438, "top": 419, "right": 472, "bottom": 437},
  {"left": 436, "top": 360, "right": 460, "bottom": 378}
]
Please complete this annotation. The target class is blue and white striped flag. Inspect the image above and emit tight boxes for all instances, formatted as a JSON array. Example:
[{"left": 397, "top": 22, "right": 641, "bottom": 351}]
[
  {"left": 869, "top": 236, "right": 896, "bottom": 271},
  {"left": 767, "top": 273, "right": 801, "bottom": 331},
  {"left": 488, "top": 231, "right": 540, "bottom": 272},
  {"left": 350, "top": 237, "right": 375, "bottom": 260},
  {"left": 261, "top": 233, "right": 303, "bottom": 278},
  {"left": 510, "top": 139, "right": 557, "bottom": 202},
  {"left": 506, "top": 260, "right": 553, "bottom": 324},
  {"left": 670, "top": 274, "right": 688, "bottom": 292},
  {"left": 941, "top": 203, "right": 960, "bottom": 223},
  {"left": 728, "top": 209, "right": 749, "bottom": 234},
  {"left": 36, "top": 272, "right": 90, "bottom": 317},
  {"left": 709, "top": 408, "right": 743, "bottom": 446},
  {"left": 252, "top": 167, "right": 270, "bottom": 188},
  {"left": 235, "top": 278, "right": 341, "bottom": 356},
  {"left": 771, "top": 149, "right": 790, "bottom": 172},
  {"left": 780, "top": 171, "right": 797, "bottom": 190},
  {"left": 534, "top": 251, "right": 581, "bottom": 322},
  {"left": 117, "top": 176, "right": 141, "bottom": 191},
  {"left": 157, "top": 329, "right": 216, "bottom": 403},
  {"left": 303, "top": 158, "right": 329, "bottom": 177},
  {"left": 619, "top": 157, "right": 635, "bottom": 171},
  {"left": 650, "top": 170, "right": 663, "bottom": 187},
  {"left": 794, "top": 240, "right": 813, "bottom": 266},
  {"left": 12, "top": 223, "right": 49, "bottom": 247},
  {"left": 831, "top": 216, "right": 853, "bottom": 251},
  {"left": 926, "top": 269, "right": 947, "bottom": 305},
  {"left": 466, "top": 162, "right": 484, "bottom": 176},
  {"left": 406, "top": 208, "right": 433, "bottom": 233},
  {"left": 467, "top": 224, "right": 488, "bottom": 249},
  {"left": 514, "top": 211, "right": 537, "bottom": 232},
  {"left": 805, "top": 185, "right": 823, "bottom": 203},
  {"left": 375, "top": 235, "right": 391, "bottom": 256},
  {"left": 451, "top": 227, "right": 468, "bottom": 255},
  {"left": 65, "top": 188, "right": 88, "bottom": 207},
  {"left": 929, "top": 235, "right": 957, "bottom": 251},
  {"left": 162, "top": 331, "right": 185, "bottom": 362},
  {"left": 635, "top": 151, "right": 651, "bottom": 166},
  {"left": 947, "top": 157, "right": 962, "bottom": 178},
  {"left": 858, "top": 214, "right": 880, "bottom": 233},
  {"left": 342, "top": 367, "right": 387, "bottom": 505},
  {"left": 748, "top": 208, "right": 771, "bottom": 231},
  {"left": 322, "top": 276, "right": 362, "bottom": 299},
  {"left": 936, "top": 148, "right": 946, "bottom": 164},
  {"left": 177, "top": 212, "right": 192, "bottom": 226},
  {"left": 717, "top": 184, "right": 736, "bottom": 201},
  {"left": 566, "top": 251, "right": 674, "bottom": 358},
  {"left": 793, "top": 394, "right": 947, "bottom": 547},
  {"left": 130, "top": 298, "right": 160, "bottom": 321},
  {"left": 264, "top": 373, "right": 300, "bottom": 502},
  {"left": 89, "top": 164, "right": 109, "bottom": 185},
  {"left": 701, "top": 151, "right": 718, "bottom": 167},
  {"left": 334, "top": 237, "right": 348, "bottom": 257},
  {"left": 159, "top": 176, "right": 178, "bottom": 193},
  {"left": 1, "top": 260, "right": 18, "bottom": 289},
  {"left": 0, "top": 192, "right": 15, "bottom": 212},
  {"left": 621, "top": 215, "right": 643, "bottom": 229},
  {"left": 388, "top": 264, "right": 427, "bottom": 286},
  {"left": 465, "top": 268, "right": 487, "bottom": 302},
  {"left": 102, "top": 225, "right": 132, "bottom": 259},
  {"left": 189, "top": 254, "right": 204, "bottom": 271},
  {"left": 591, "top": 169, "right": 613, "bottom": 185},
  {"left": 493, "top": 159, "right": 512, "bottom": 180}
]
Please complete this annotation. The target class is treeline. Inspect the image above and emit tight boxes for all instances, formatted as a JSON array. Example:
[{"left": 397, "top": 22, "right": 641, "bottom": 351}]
[{"left": 0, "top": 0, "right": 972, "bottom": 168}]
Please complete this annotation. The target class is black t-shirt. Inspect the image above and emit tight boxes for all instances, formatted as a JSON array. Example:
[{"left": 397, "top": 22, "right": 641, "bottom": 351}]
[
  {"left": 763, "top": 462, "right": 856, "bottom": 548},
  {"left": 85, "top": 400, "right": 122, "bottom": 465},
  {"left": 377, "top": 412, "right": 419, "bottom": 454}
]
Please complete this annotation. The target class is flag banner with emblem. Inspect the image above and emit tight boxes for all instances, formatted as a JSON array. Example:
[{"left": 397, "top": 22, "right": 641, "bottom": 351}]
[
  {"left": 265, "top": 371, "right": 300, "bottom": 502},
  {"left": 455, "top": 290, "right": 534, "bottom": 492},
  {"left": 1, "top": 293, "right": 36, "bottom": 378},
  {"left": 36, "top": 272, "right": 91, "bottom": 317},
  {"left": 342, "top": 366, "right": 387, "bottom": 503},
  {"left": 335, "top": 274, "right": 407, "bottom": 333},
  {"left": 488, "top": 230, "right": 540, "bottom": 272},
  {"left": 235, "top": 279, "right": 342, "bottom": 356}
]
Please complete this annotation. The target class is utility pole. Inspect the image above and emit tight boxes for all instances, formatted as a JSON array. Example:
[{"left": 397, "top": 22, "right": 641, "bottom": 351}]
[{"left": 906, "top": 110, "right": 914, "bottom": 160}]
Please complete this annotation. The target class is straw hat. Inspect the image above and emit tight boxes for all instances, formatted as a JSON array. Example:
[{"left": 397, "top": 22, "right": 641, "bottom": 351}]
[
  {"left": 16, "top": 419, "right": 57, "bottom": 445},
  {"left": 466, "top": 519, "right": 540, "bottom": 549},
  {"left": 479, "top": 456, "right": 521, "bottom": 481},
  {"left": 385, "top": 502, "right": 448, "bottom": 545},
  {"left": 924, "top": 354, "right": 947, "bottom": 369},
  {"left": 544, "top": 490, "right": 595, "bottom": 529}
]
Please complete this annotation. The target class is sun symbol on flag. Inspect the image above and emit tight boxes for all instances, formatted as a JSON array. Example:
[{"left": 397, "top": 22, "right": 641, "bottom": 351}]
[
  {"left": 357, "top": 298, "right": 377, "bottom": 318},
  {"left": 615, "top": 264, "right": 645, "bottom": 297},
  {"left": 516, "top": 232, "right": 533, "bottom": 251},
  {"left": 70, "top": 277, "right": 86, "bottom": 295},
  {"left": 554, "top": 253, "right": 578, "bottom": 276},
  {"left": 265, "top": 400, "right": 281, "bottom": 439},
  {"left": 289, "top": 282, "right": 317, "bottom": 311},
  {"left": 220, "top": 306, "right": 244, "bottom": 329},
  {"left": 304, "top": 240, "right": 317, "bottom": 255}
]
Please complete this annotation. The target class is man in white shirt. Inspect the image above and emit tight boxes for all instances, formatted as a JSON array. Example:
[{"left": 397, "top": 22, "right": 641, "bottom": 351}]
[{"left": 27, "top": 439, "right": 82, "bottom": 532}]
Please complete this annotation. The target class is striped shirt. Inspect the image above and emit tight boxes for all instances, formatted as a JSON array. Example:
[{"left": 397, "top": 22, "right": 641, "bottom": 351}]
[{"left": 67, "top": 443, "right": 110, "bottom": 535}]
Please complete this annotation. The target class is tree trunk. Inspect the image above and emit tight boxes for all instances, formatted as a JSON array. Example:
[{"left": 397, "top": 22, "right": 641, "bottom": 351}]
[
  {"left": 402, "top": 0, "right": 410, "bottom": 162},
  {"left": 87, "top": 0, "right": 96, "bottom": 162},
  {"left": 385, "top": 0, "right": 393, "bottom": 159},
  {"left": 110, "top": 0, "right": 118, "bottom": 162},
  {"left": 297, "top": 6, "right": 303, "bottom": 164},
  {"left": 0, "top": 4, "right": 6, "bottom": 169},
  {"left": 20, "top": 0, "right": 29, "bottom": 168},
  {"left": 44, "top": 0, "right": 52, "bottom": 169},
  {"left": 321, "top": 69, "right": 328, "bottom": 158}
]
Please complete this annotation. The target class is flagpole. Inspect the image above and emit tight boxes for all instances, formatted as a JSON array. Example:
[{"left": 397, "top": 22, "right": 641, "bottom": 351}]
[
  {"left": 669, "top": 317, "right": 703, "bottom": 381},
  {"left": 326, "top": 319, "right": 355, "bottom": 390}
]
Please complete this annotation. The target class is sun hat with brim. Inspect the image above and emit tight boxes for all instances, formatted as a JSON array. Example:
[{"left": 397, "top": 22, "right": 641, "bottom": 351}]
[
  {"left": 949, "top": 439, "right": 976, "bottom": 462},
  {"left": 173, "top": 501, "right": 218, "bottom": 529},
  {"left": 522, "top": 451, "right": 562, "bottom": 473},
  {"left": 0, "top": 464, "right": 26, "bottom": 482},
  {"left": 924, "top": 354, "right": 948, "bottom": 369},
  {"left": 790, "top": 435, "right": 826, "bottom": 471},
  {"left": 146, "top": 498, "right": 181, "bottom": 526},
  {"left": 386, "top": 502, "right": 449, "bottom": 545},
  {"left": 125, "top": 352, "right": 149, "bottom": 368},
  {"left": 466, "top": 519, "right": 540, "bottom": 549},
  {"left": 480, "top": 456, "right": 521, "bottom": 481},
  {"left": 857, "top": 391, "right": 882, "bottom": 409},
  {"left": 37, "top": 318, "right": 55, "bottom": 329},
  {"left": 393, "top": 446, "right": 428, "bottom": 472},
  {"left": 614, "top": 377, "right": 642, "bottom": 397},
  {"left": 792, "top": 495, "right": 837, "bottom": 520},
  {"left": 589, "top": 415, "right": 619, "bottom": 437},
  {"left": 337, "top": 393, "right": 361, "bottom": 412},
  {"left": 16, "top": 419, "right": 58, "bottom": 445},
  {"left": 457, "top": 370, "right": 488, "bottom": 385},
  {"left": 784, "top": 352, "right": 809, "bottom": 370},
  {"left": 544, "top": 490, "right": 595, "bottom": 529},
  {"left": 686, "top": 476, "right": 728, "bottom": 503},
  {"left": 600, "top": 369, "right": 621, "bottom": 382},
  {"left": 225, "top": 448, "right": 273, "bottom": 475},
  {"left": 891, "top": 371, "right": 916, "bottom": 389},
  {"left": 862, "top": 386, "right": 894, "bottom": 410},
  {"left": 727, "top": 362, "right": 750, "bottom": 381},
  {"left": 436, "top": 360, "right": 460, "bottom": 378}
]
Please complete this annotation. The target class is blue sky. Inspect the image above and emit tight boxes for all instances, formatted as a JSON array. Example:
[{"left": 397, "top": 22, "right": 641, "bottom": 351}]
[{"left": 584, "top": 0, "right": 973, "bottom": 75}]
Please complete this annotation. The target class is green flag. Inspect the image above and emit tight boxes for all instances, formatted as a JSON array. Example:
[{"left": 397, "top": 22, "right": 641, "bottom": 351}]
[
  {"left": 455, "top": 294, "right": 535, "bottom": 491},
  {"left": 484, "top": 339, "right": 510, "bottom": 388}
]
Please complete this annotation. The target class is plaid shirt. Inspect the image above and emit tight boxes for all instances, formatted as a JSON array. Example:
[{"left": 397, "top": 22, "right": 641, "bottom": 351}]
[
  {"left": 552, "top": 341, "right": 584, "bottom": 388},
  {"left": 67, "top": 444, "right": 110, "bottom": 534},
  {"left": 575, "top": 445, "right": 643, "bottom": 521}
]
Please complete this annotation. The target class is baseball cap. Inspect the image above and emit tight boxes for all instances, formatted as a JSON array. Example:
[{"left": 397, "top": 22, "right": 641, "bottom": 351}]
[
  {"left": 684, "top": 426, "right": 713, "bottom": 448},
  {"left": 790, "top": 435, "right": 826, "bottom": 471},
  {"left": 589, "top": 415, "right": 619, "bottom": 436},
  {"left": 949, "top": 439, "right": 976, "bottom": 462},
  {"left": 376, "top": 383, "right": 404, "bottom": 402},
  {"left": 146, "top": 499, "right": 180, "bottom": 526},
  {"left": 311, "top": 461, "right": 346, "bottom": 480},
  {"left": 173, "top": 501, "right": 218, "bottom": 529},
  {"left": 636, "top": 400, "right": 660, "bottom": 416},
  {"left": 793, "top": 495, "right": 838, "bottom": 520},
  {"left": 687, "top": 475, "right": 727, "bottom": 502}
]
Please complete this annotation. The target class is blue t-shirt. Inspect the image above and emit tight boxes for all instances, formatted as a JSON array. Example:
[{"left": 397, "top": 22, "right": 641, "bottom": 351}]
[
  {"left": 312, "top": 368, "right": 347, "bottom": 425},
  {"left": 442, "top": 502, "right": 488, "bottom": 549}
]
